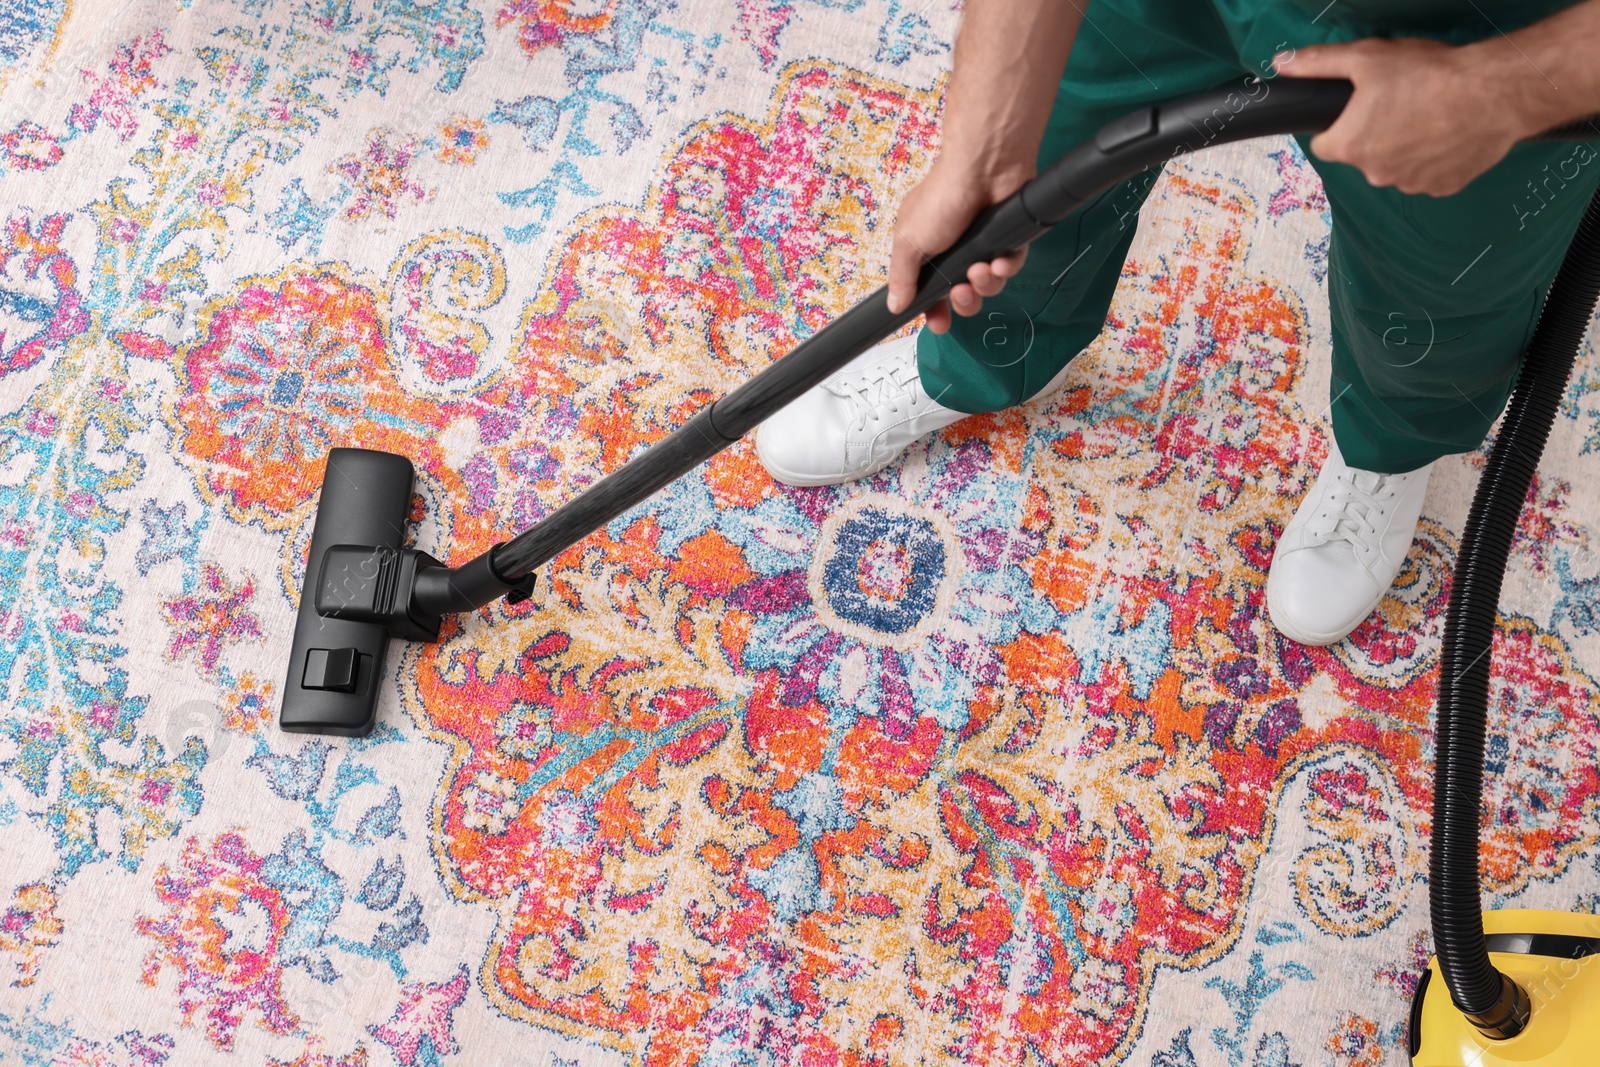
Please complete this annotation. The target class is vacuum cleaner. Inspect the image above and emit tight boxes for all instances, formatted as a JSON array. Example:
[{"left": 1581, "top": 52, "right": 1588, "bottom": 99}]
[{"left": 273, "top": 75, "right": 1600, "bottom": 1063}]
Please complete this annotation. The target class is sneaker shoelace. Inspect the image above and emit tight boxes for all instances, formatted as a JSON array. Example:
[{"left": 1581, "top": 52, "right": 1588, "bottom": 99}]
[
  {"left": 826, "top": 354, "right": 925, "bottom": 431},
  {"left": 1307, "top": 467, "right": 1401, "bottom": 565}
]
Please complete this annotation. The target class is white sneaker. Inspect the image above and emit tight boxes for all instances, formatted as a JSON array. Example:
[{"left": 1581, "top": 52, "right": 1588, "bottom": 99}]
[
  {"left": 755, "top": 332, "right": 966, "bottom": 486},
  {"left": 1267, "top": 439, "right": 1433, "bottom": 646}
]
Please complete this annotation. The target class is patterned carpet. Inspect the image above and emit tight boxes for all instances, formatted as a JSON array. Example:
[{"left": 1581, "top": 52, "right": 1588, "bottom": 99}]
[{"left": 4, "top": 2, "right": 1600, "bottom": 1065}]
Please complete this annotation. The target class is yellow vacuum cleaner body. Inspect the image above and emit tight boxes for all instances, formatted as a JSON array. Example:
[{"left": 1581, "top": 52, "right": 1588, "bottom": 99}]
[{"left": 1412, "top": 910, "right": 1600, "bottom": 1066}]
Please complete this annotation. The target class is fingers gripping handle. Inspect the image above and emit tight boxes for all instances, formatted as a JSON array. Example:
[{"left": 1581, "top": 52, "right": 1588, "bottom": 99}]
[{"left": 911, "top": 195, "right": 1050, "bottom": 309}]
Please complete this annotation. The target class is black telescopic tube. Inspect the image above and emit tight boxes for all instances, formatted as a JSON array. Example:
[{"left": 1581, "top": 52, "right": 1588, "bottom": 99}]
[
  {"left": 1430, "top": 185, "right": 1600, "bottom": 1038},
  {"left": 486, "top": 195, "right": 1045, "bottom": 580}
]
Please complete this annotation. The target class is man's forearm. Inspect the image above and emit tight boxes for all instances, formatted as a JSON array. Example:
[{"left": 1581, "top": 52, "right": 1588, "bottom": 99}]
[
  {"left": 938, "top": 0, "right": 1085, "bottom": 181},
  {"left": 1474, "top": 0, "right": 1600, "bottom": 134}
]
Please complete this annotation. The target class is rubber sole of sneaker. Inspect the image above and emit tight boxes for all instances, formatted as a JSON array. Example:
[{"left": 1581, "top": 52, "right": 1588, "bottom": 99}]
[
  {"left": 752, "top": 343, "right": 1080, "bottom": 488},
  {"left": 1264, "top": 577, "right": 1385, "bottom": 648},
  {"left": 753, "top": 427, "right": 901, "bottom": 487}
]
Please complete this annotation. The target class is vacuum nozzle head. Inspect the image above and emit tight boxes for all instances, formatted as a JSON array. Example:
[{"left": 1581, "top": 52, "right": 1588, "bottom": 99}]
[
  {"left": 279, "top": 448, "right": 534, "bottom": 737},
  {"left": 315, "top": 544, "right": 443, "bottom": 642}
]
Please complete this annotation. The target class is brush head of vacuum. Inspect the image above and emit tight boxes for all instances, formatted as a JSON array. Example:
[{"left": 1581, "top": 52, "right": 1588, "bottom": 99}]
[
  {"left": 279, "top": 448, "right": 533, "bottom": 736},
  {"left": 1411, "top": 909, "right": 1600, "bottom": 1066}
]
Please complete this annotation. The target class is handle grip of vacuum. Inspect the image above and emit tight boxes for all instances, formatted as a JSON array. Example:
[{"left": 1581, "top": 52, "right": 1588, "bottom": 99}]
[
  {"left": 1026, "top": 75, "right": 1353, "bottom": 224},
  {"left": 907, "top": 77, "right": 1355, "bottom": 299},
  {"left": 927, "top": 75, "right": 1593, "bottom": 296}
]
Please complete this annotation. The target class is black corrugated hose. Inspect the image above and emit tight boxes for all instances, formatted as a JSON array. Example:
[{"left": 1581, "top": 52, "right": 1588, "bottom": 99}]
[{"left": 1430, "top": 183, "right": 1600, "bottom": 1038}]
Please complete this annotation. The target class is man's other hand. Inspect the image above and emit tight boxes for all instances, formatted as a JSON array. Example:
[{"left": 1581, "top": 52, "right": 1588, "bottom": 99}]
[{"left": 1273, "top": 37, "right": 1533, "bottom": 197}]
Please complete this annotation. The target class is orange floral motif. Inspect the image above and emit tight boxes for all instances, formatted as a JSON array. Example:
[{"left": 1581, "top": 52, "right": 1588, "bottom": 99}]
[
  {"left": 0, "top": 883, "right": 64, "bottom": 986},
  {"left": 137, "top": 834, "right": 300, "bottom": 1050},
  {"left": 331, "top": 129, "right": 433, "bottom": 222},
  {"left": 222, "top": 673, "right": 275, "bottom": 733},
  {"left": 161, "top": 564, "right": 263, "bottom": 678},
  {"left": 436, "top": 115, "right": 488, "bottom": 165},
  {"left": 173, "top": 267, "right": 447, "bottom": 522},
  {"left": 496, "top": 0, "right": 619, "bottom": 55},
  {"left": 1327, "top": 1014, "right": 1385, "bottom": 1067}
]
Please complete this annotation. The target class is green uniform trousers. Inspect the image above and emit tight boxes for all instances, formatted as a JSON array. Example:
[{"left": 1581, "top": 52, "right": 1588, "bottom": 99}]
[{"left": 916, "top": 0, "right": 1599, "bottom": 473}]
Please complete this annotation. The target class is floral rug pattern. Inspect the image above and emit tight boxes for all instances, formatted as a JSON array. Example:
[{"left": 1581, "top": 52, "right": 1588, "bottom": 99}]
[{"left": 3, "top": 2, "right": 1600, "bottom": 1066}]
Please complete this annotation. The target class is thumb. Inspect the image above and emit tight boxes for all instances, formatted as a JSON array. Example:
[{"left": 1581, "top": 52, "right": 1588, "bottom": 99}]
[{"left": 1272, "top": 43, "right": 1352, "bottom": 78}]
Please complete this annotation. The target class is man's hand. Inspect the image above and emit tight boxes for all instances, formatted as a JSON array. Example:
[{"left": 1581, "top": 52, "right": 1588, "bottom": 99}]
[
  {"left": 1275, "top": 0, "right": 1600, "bottom": 197},
  {"left": 883, "top": 0, "right": 1084, "bottom": 330},
  {"left": 887, "top": 160, "right": 1030, "bottom": 334},
  {"left": 1274, "top": 38, "right": 1526, "bottom": 197}
]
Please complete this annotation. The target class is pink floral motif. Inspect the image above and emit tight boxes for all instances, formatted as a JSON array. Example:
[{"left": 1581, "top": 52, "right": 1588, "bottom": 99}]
[
  {"left": 1, "top": 121, "right": 62, "bottom": 170},
  {"left": 1509, "top": 472, "right": 1586, "bottom": 574},
  {"left": 137, "top": 834, "right": 299, "bottom": 1050},
  {"left": 160, "top": 564, "right": 263, "bottom": 678},
  {"left": 369, "top": 966, "right": 469, "bottom": 1065},
  {"left": 68, "top": 32, "right": 172, "bottom": 141},
  {"left": 1267, "top": 144, "right": 1329, "bottom": 217},
  {"left": 735, "top": 0, "right": 797, "bottom": 67},
  {"left": 330, "top": 129, "right": 432, "bottom": 222},
  {"left": 1376, "top": 930, "right": 1433, "bottom": 1000}
]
